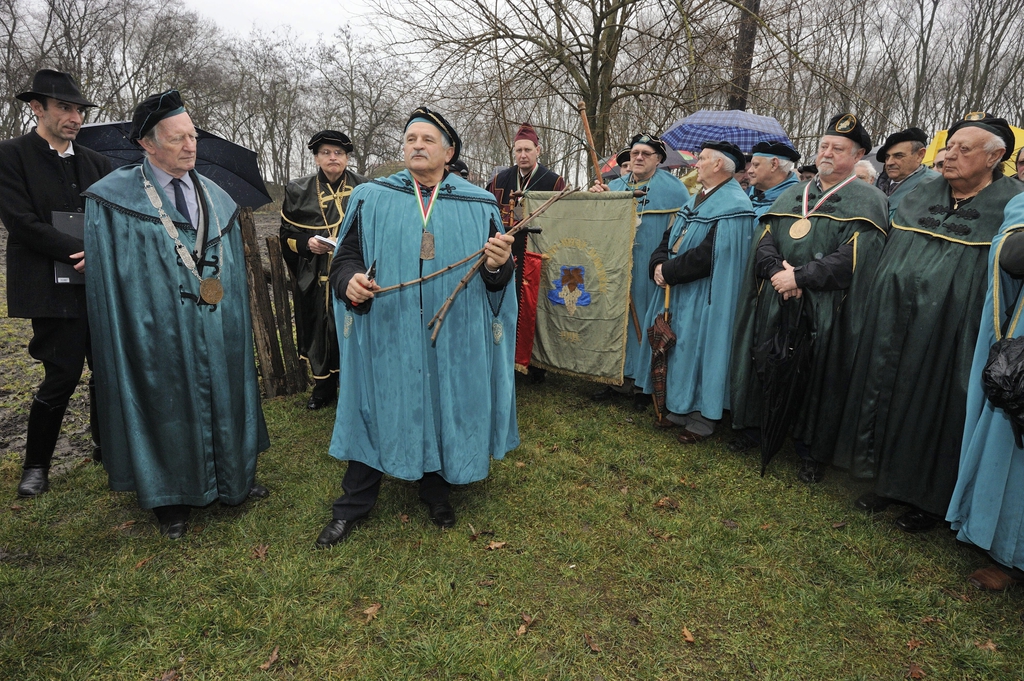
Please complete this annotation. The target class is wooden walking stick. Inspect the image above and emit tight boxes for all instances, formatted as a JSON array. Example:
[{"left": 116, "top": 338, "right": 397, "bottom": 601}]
[
  {"left": 427, "top": 187, "right": 577, "bottom": 341},
  {"left": 577, "top": 101, "right": 604, "bottom": 184}
]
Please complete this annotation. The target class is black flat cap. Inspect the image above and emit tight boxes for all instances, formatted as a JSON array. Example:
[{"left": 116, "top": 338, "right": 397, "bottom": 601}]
[
  {"left": 449, "top": 158, "right": 469, "bottom": 178},
  {"left": 307, "top": 130, "right": 353, "bottom": 154},
  {"left": 875, "top": 127, "right": 928, "bottom": 162},
  {"left": 130, "top": 90, "right": 186, "bottom": 145},
  {"left": 751, "top": 140, "right": 801, "bottom": 163},
  {"left": 947, "top": 112, "right": 1015, "bottom": 162},
  {"left": 615, "top": 147, "right": 631, "bottom": 167},
  {"left": 629, "top": 133, "right": 668, "bottom": 163},
  {"left": 824, "top": 113, "right": 871, "bottom": 150},
  {"left": 701, "top": 140, "right": 746, "bottom": 171},
  {"left": 406, "top": 106, "right": 462, "bottom": 163},
  {"left": 16, "top": 69, "right": 96, "bottom": 108},
  {"left": 798, "top": 164, "right": 818, "bottom": 175}
]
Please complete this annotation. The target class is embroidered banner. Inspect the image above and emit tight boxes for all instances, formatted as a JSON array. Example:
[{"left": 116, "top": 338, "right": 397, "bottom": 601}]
[{"left": 521, "top": 191, "right": 636, "bottom": 383}]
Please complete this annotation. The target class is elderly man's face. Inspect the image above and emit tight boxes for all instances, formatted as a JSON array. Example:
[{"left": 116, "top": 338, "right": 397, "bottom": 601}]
[
  {"left": 695, "top": 148, "right": 723, "bottom": 186},
  {"left": 513, "top": 139, "right": 540, "bottom": 173},
  {"left": 315, "top": 143, "right": 349, "bottom": 181},
  {"left": 816, "top": 135, "right": 863, "bottom": 182},
  {"left": 404, "top": 121, "right": 454, "bottom": 179},
  {"left": 746, "top": 156, "right": 773, "bottom": 190},
  {"left": 141, "top": 112, "right": 197, "bottom": 178},
  {"left": 629, "top": 143, "right": 659, "bottom": 181},
  {"left": 884, "top": 141, "right": 926, "bottom": 182},
  {"left": 619, "top": 159, "right": 631, "bottom": 176},
  {"left": 942, "top": 127, "right": 1003, "bottom": 186}
]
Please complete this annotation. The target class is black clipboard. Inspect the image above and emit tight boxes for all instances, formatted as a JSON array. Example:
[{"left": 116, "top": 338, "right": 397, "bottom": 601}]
[{"left": 52, "top": 211, "right": 85, "bottom": 285}]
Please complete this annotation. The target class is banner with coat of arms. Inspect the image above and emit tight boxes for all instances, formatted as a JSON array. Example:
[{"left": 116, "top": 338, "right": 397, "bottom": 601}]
[{"left": 521, "top": 191, "right": 636, "bottom": 383}]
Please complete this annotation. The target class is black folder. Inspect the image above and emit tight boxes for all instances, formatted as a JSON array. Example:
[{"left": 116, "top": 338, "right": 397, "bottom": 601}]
[{"left": 52, "top": 211, "right": 85, "bottom": 285}]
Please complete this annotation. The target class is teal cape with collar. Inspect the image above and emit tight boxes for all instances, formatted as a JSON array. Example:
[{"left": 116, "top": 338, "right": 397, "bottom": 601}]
[
  {"left": 884, "top": 164, "right": 941, "bottom": 221},
  {"left": 634, "top": 179, "right": 755, "bottom": 418},
  {"left": 329, "top": 170, "right": 519, "bottom": 484},
  {"left": 748, "top": 173, "right": 798, "bottom": 220},
  {"left": 608, "top": 168, "right": 689, "bottom": 380},
  {"left": 947, "top": 193, "right": 1024, "bottom": 570},
  {"left": 84, "top": 161, "right": 269, "bottom": 509}
]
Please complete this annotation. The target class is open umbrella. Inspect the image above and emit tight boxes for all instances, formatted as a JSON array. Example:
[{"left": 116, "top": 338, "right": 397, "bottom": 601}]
[
  {"left": 753, "top": 295, "right": 814, "bottom": 476},
  {"left": 662, "top": 110, "right": 792, "bottom": 153},
  {"left": 647, "top": 286, "right": 675, "bottom": 421},
  {"left": 76, "top": 121, "right": 272, "bottom": 209}
]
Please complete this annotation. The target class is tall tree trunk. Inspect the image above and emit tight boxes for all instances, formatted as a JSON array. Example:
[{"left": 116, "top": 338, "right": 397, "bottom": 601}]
[{"left": 726, "top": 0, "right": 761, "bottom": 111}]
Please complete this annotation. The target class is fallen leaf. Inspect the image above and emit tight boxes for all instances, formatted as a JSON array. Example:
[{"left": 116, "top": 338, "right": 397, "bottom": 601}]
[
  {"left": 475, "top": 600, "right": 489, "bottom": 607},
  {"left": 516, "top": 623, "right": 528, "bottom": 635},
  {"left": 399, "top": 514, "right": 410, "bottom": 523},
  {"left": 549, "top": 444, "right": 559, "bottom": 452},
  {"left": 134, "top": 556, "right": 153, "bottom": 569},
  {"left": 975, "top": 639, "right": 997, "bottom": 652},
  {"left": 258, "top": 645, "right": 279, "bottom": 671},
  {"left": 363, "top": 603, "right": 381, "bottom": 623},
  {"left": 760, "top": 523, "right": 772, "bottom": 530},
  {"left": 113, "top": 520, "right": 137, "bottom": 531},
  {"left": 154, "top": 671, "right": 179, "bottom": 681},
  {"left": 584, "top": 632, "right": 601, "bottom": 652},
  {"left": 907, "top": 638, "right": 923, "bottom": 651},
  {"left": 619, "top": 486, "right": 629, "bottom": 494},
  {"left": 682, "top": 626, "right": 695, "bottom": 643},
  {"left": 647, "top": 529, "right": 673, "bottom": 541},
  {"left": 942, "top": 588, "right": 971, "bottom": 603},
  {"left": 251, "top": 544, "right": 269, "bottom": 561},
  {"left": 654, "top": 496, "right": 679, "bottom": 509},
  {"left": 486, "top": 541, "right": 507, "bottom": 551},
  {"left": 721, "top": 519, "right": 738, "bottom": 530},
  {"left": 832, "top": 521, "right": 847, "bottom": 529},
  {"left": 515, "top": 461, "right": 526, "bottom": 468},
  {"left": 906, "top": 662, "right": 925, "bottom": 678},
  {"left": 920, "top": 616, "right": 943, "bottom": 625},
  {"left": 10, "top": 505, "right": 23, "bottom": 512}
]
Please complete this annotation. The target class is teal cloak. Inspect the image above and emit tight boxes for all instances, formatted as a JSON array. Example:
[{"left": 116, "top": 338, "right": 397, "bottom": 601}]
[
  {"left": 884, "top": 165, "right": 940, "bottom": 222},
  {"left": 608, "top": 169, "right": 689, "bottom": 381},
  {"left": 833, "top": 175, "right": 1023, "bottom": 515},
  {"left": 634, "top": 179, "right": 755, "bottom": 418},
  {"left": 730, "top": 178, "right": 888, "bottom": 459},
  {"left": 748, "top": 173, "right": 798, "bottom": 220},
  {"left": 328, "top": 170, "right": 519, "bottom": 484},
  {"left": 84, "top": 162, "right": 269, "bottom": 509},
  {"left": 946, "top": 193, "right": 1024, "bottom": 570}
]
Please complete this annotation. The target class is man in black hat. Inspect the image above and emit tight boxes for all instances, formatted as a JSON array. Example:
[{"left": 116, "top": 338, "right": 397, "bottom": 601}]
[
  {"left": 83, "top": 90, "right": 269, "bottom": 539},
  {"left": 634, "top": 140, "right": 754, "bottom": 442},
  {"left": 730, "top": 113, "right": 889, "bottom": 483},
  {"left": 0, "top": 69, "right": 111, "bottom": 497},
  {"left": 280, "top": 130, "right": 366, "bottom": 410},
  {"left": 875, "top": 127, "right": 940, "bottom": 220},
  {"left": 798, "top": 164, "right": 817, "bottom": 181},
  {"left": 834, "top": 113, "right": 1024, "bottom": 532},
  {"left": 314, "top": 107, "right": 517, "bottom": 547}
]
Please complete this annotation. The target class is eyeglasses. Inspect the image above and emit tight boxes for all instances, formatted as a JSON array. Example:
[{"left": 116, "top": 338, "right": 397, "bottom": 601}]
[
  {"left": 630, "top": 150, "right": 656, "bottom": 159},
  {"left": 318, "top": 149, "right": 347, "bottom": 158}
]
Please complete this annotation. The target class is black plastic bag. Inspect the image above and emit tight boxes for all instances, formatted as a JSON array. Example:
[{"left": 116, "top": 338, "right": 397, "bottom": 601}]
[{"left": 981, "top": 336, "right": 1024, "bottom": 448}]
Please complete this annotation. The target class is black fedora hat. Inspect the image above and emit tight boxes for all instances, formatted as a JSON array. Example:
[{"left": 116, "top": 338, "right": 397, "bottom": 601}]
[{"left": 16, "top": 69, "right": 96, "bottom": 108}]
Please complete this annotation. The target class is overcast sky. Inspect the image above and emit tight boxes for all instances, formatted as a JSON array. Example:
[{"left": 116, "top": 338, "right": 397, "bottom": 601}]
[{"left": 180, "top": 0, "right": 375, "bottom": 43}]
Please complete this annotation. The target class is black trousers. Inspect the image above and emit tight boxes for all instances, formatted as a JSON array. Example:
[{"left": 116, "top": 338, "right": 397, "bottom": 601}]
[
  {"left": 28, "top": 316, "right": 92, "bottom": 406},
  {"left": 332, "top": 460, "right": 451, "bottom": 521}
]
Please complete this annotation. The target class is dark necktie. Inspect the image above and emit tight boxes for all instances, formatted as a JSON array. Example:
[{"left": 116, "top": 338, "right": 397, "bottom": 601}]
[{"left": 170, "top": 177, "right": 192, "bottom": 227}]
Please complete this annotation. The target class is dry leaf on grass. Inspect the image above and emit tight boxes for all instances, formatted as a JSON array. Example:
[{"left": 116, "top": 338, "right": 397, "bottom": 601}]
[
  {"left": 647, "top": 529, "right": 673, "bottom": 541},
  {"left": 399, "top": 514, "right": 410, "bottom": 523},
  {"left": 517, "top": 613, "right": 537, "bottom": 636},
  {"left": 760, "top": 523, "right": 772, "bottom": 530},
  {"left": 486, "top": 541, "right": 507, "bottom": 551},
  {"left": 258, "top": 645, "right": 279, "bottom": 671},
  {"left": 832, "top": 521, "right": 847, "bottom": 529},
  {"left": 906, "top": 662, "right": 925, "bottom": 678},
  {"left": 477, "top": 579, "right": 495, "bottom": 587},
  {"left": 113, "top": 520, "right": 136, "bottom": 531},
  {"left": 154, "top": 671, "right": 179, "bottom": 681},
  {"left": 515, "top": 461, "right": 526, "bottom": 468},
  {"left": 549, "top": 444, "right": 559, "bottom": 452},
  {"left": 975, "top": 639, "right": 997, "bottom": 652},
  {"left": 682, "top": 626, "right": 695, "bottom": 643},
  {"left": 475, "top": 600, "right": 489, "bottom": 607},
  {"left": 654, "top": 496, "right": 679, "bottom": 509},
  {"left": 942, "top": 588, "right": 971, "bottom": 602},
  {"left": 10, "top": 505, "right": 23, "bottom": 512},
  {"left": 251, "top": 544, "right": 269, "bottom": 561},
  {"left": 134, "top": 556, "right": 153, "bottom": 569},
  {"left": 721, "top": 519, "right": 739, "bottom": 530},
  {"left": 619, "top": 486, "right": 629, "bottom": 494},
  {"left": 363, "top": 603, "right": 381, "bottom": 623},
  {"left": 920, "top": 616, "right": 943, "bottom": 625},
  {"left": 907, "top": 638, "right": 923, "bottom": 651},
  {"left": 584, "top": 633, "right": 601, "bottom": 652}
]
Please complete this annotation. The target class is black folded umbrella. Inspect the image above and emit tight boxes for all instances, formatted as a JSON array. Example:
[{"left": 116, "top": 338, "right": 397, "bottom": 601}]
[
  {"left": 76, "top": 121, "right": 272, "bottom": 209},
  {"left": 753, "top": 295, "right": 814, "bottom": 476}
]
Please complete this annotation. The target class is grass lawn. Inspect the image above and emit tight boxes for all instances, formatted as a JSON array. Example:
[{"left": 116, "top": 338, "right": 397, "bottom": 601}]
[{"left": 1, "top": 291, "right": 1023, "bottom": 678}]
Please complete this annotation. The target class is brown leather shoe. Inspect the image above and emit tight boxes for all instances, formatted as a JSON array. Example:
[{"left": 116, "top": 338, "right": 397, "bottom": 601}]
[
  {"left": 968, "top": 566, "right": 1023, "bottom": 592},
  {"left": 676, "top": 430, "right": 707, "bottom": 445},
  {"left": 654, "top": 416, "right": 678, "bottom": 429}
]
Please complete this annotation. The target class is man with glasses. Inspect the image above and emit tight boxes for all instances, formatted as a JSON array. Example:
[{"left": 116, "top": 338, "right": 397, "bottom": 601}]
[
  {"left": 280, "top": 131, "right": 366, "bottom": 409},
  {"left": 590, "top": 133, "right": 689, "bottom": 406},
  {"left": 874, "top": 127, "right": 939, "bottom": 220},
  {"left": 83, "top": 90, "right": 269, "bottom": 539},
  {"left": 0, "top": 69, "right": 111, "bottom": 497}
]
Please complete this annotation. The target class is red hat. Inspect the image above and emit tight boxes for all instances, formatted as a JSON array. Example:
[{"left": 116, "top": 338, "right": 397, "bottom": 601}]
[{"left": 513, "top": 122, "right": 540, "bottom": 147}]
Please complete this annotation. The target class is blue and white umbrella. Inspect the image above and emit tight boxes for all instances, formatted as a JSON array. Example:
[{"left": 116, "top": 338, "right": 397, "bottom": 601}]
[{"left": 662, "top": 109, "right": 792, "bottom": 153}]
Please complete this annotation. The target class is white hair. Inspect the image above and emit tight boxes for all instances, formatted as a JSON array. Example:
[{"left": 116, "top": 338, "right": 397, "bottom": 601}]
[
  {"left": 777, "top": 158, "right": 794, "bottom": 174},
  {"left": 854, "top": 160, "right": 877, "bottom": 182},
  {"left": 707, "top": 149, "right": 736, "bottom": 174},
  {"left": 981, "top": 130, "right": 1006, "bottom": 160}
]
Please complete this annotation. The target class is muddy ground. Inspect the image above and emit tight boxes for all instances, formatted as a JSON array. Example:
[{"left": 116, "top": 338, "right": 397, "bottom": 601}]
[{"left": 0, "top": 212, "right": 281, "bottom": 481}]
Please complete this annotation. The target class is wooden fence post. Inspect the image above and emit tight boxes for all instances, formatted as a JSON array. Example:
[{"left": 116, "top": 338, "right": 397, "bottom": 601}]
[
  {"left": 265, "top": 235, "right": 308, "bottom": 393},
  {"left": 239, "top": 207, "right": 285, "bottom": 397}
]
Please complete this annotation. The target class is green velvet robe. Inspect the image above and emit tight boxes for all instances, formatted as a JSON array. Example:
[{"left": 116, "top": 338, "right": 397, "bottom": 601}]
[
  {"left": 84, "top": 162, "right": 269, "bottom": 509},
  {"left": 730, "top": 178, "right": 888, "bottom": 459},
  {"left": 833, "top": 174, "right": 1023, "bottom": 515}
]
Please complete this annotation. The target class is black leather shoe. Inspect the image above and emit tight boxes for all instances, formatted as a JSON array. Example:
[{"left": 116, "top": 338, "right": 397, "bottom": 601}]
[
  {"left": 17, "top": 468, "right": 49, "bottom": 497},
  {"left": 591, "top": 386, "right": 618, "bottom": 401},
  {"left": 307, "top": 394, "right": 334, "bottom": 410},
  {"left": 159, "top": 520, "right": 188, "bottom": 540},
  {"left": 727, "top": 436, "right": 757, "bottom": 453},
  {"left": 895, "top": 509, "right": 939, "bottom": 534},
  {"left": 797, "top": 459, "right": 825, "bottom": 484},
  {"left": 854, "top": 492, "right": 896, "bottom": 513},
  {"left": 633, "top": 393, "right": 650, "bottom": 411},
  {"left": 92, "top": 446, "right": 102, "bottom": 464},
  {"left": 428, "top": 502, "right": 456, "bottom": 529},
  {"left": 316, "top": 519, "right": 360, "bottom": 548},
  {"left": 248, "top": 483, "right": 269, "bottom": 499}
]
